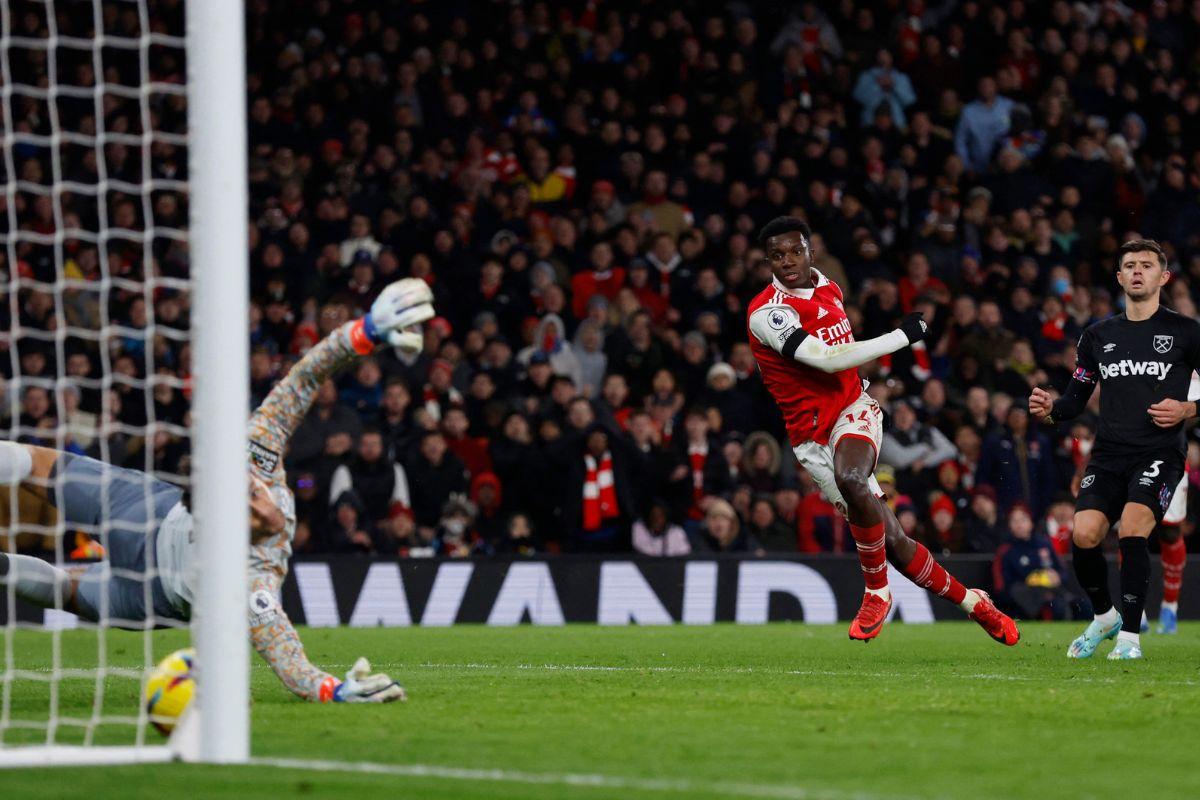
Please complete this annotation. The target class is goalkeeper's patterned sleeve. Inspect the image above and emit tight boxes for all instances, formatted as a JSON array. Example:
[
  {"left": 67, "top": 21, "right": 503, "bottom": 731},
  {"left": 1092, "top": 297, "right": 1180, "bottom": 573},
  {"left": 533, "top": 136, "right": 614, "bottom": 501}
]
[
  {"left": 247, "top": 573, "right": 339, "bottom": 702},
  {"left": 247, "top": 320, "right": 373, "bottom": 465}
]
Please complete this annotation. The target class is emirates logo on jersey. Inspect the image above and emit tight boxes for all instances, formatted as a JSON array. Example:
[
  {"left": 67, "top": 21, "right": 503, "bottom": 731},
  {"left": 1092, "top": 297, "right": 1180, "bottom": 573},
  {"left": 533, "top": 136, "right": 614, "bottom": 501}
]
[{"left": 816, "top": 318, "right": 853, "bottom": 344}]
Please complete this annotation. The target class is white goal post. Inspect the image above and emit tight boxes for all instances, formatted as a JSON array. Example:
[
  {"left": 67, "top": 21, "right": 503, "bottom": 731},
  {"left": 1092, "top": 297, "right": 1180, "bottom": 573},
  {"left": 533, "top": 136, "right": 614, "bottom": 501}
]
[
  {"left": 0, "top": 0, "right": 248, "bottom": 766},
  {"left": 187, "top": 0, "right": 250, "bottom": 765}
]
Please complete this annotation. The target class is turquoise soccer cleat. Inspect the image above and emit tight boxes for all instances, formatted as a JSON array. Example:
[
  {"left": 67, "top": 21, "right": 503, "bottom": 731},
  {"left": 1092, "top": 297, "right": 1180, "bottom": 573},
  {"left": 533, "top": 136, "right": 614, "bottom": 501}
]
[
  {"left": 1107, "top": 638, "right": 1144, "bottom": 660},
  {"left": 1067, "top": 616, "right": 1122, "bottom": 659},
  {"left": 1156, "top": 606, "right": 1178, "bottom": 635}
]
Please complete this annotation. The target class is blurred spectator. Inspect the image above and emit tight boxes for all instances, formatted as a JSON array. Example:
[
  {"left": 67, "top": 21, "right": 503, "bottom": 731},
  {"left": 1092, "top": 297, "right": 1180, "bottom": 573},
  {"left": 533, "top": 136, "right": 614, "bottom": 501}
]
[
  {"left": 879, "top": 400, "right": 957, "bottom": 496},
  {"left": 747, "top": 495, "right": 795, "bottom": 553},
  {"left": 554, "top": 422, "right": 639, "bottom": 553},
  {"left": 290, "top": 379, "right": 364, "bottom": 467},
  {"left": 698, "top": 498, "right": 760, "bottom": 554},
  {"left": 632, "top": 499, "right": 692, "bottom": 556},
  {"left": 676, "top": 407, "right": 732, "bottom": 524},
  {"left": 993, "top": 503, "right": 1075, "bottom": 620},
  {"left": 853, "top": 49, "right": 917, "bottom": 127},
  {"left": 407, "top": 431, "right": 469, "bottom": 533},
  {"left": 962, "top": 485, "right": 1005, "bottom": 554},
  {"left": 329, "top": 428, "right": 412, "bottom": 540},
  {"left": 955, "top": 76, "right": 1014, "bottom": 175},
  {"left": 977, "top": 407, "right": 1057, "bottom": 518},
  {"left": 493, "top": 513, "right": 538, "bottom": 556}
]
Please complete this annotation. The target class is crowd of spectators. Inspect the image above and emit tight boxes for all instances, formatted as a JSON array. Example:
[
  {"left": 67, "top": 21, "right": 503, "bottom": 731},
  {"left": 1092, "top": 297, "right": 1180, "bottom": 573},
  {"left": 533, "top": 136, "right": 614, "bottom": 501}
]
[{"left": 5, "top": 2, "right": 1200, "bottom": 581}]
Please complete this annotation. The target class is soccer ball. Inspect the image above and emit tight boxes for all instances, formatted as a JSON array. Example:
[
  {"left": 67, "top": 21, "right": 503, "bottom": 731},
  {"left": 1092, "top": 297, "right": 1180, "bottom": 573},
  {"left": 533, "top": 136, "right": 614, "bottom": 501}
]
[{"left": 144, "top": 648, "right": 196, "bottom": 736}]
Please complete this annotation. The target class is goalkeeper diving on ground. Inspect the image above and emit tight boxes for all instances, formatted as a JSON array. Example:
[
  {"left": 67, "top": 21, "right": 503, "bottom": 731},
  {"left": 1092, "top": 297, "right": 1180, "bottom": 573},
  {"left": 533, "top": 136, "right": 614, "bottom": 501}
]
[{"left": 0, "top": 278, "right": 435, "bottom": 703}]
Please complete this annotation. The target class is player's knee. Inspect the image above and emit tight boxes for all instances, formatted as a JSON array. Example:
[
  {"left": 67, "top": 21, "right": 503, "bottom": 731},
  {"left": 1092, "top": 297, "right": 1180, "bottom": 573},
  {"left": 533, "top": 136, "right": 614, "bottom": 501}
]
[
  {"left": 834, "top": 468, "right": 872, "bottom": 510},
  {"left": 1118, "top": 505, "right": 1157, "bottom": 538},
  {"left": 1071, "top": 525, "right": 1105, "bottom": 548}
]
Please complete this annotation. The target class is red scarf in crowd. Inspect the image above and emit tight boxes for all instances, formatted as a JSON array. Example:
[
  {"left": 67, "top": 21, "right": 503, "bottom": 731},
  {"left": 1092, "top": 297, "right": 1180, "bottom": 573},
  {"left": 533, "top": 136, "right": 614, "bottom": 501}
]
[
  {"left": 688, "top": 442, "right": 708, "bottom": 520},
  {"left": 582, "top": 451, "right": 619, "bottom": 531}
]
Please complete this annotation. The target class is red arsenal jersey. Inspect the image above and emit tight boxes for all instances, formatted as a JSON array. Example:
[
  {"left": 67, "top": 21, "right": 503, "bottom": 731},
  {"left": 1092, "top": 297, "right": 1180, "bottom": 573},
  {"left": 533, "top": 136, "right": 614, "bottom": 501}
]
[{"left": 746, "top": 270, "right": 865, "bottom": 446}]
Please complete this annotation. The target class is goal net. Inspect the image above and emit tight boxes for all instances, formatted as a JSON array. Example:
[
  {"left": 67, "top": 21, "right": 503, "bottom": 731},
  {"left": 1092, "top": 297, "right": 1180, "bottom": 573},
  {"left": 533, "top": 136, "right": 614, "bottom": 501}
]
[{"left": 0, "top": 0, "right": 248, "bottom": 765}]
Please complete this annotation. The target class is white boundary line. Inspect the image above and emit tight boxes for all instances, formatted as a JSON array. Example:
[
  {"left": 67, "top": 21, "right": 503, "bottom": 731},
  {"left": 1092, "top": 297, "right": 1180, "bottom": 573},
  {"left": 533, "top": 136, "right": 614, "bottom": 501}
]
[
  {"left": 386, "top": 662, "right": 1200, "bottom": 687},
  {"left": 249, "top": 756, "right": 919, "bottom": 800}
]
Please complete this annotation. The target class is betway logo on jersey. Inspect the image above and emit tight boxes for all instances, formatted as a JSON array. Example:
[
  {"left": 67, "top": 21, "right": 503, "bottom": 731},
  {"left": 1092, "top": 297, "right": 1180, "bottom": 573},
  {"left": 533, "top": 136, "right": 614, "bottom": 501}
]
[
  {"left": 1099, "top": 360, "right": 1174, "bottom": 379},
  {"left": 815, "top": 318, "right": 853, "bottom": 345}
]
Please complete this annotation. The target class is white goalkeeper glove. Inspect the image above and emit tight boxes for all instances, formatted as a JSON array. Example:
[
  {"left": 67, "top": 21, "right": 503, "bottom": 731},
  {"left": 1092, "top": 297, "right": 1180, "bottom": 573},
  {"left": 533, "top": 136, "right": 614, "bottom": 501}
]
[
  {"left": 333, "top": 657, "right": 407, "bottom": 703},
  {"left": 360, "top": 278, "right": 435, "bottom": 354}
]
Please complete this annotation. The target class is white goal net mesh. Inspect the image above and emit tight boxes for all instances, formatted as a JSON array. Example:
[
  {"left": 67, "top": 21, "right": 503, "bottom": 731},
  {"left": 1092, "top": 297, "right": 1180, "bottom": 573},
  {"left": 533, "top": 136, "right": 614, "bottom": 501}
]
[{"left": 0, "top": 0, "right": 191, "bottom": 749}]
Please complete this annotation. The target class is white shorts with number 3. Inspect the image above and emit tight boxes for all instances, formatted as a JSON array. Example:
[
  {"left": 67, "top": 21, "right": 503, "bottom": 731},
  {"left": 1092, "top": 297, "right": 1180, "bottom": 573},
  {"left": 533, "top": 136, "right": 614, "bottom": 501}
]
[{"left": 792, "top": 392, "right": 884, "bottom": 519}]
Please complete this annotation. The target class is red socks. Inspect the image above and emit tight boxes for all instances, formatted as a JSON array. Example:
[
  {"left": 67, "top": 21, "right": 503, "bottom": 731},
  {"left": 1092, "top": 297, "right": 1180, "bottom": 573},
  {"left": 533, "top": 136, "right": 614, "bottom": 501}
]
[
  {"left": 850, "top": 522, "right": 888, "bottom": 590},
  {"left": 1162, "top": 537, "right": 1187, "bottom": 604},
  {"left": 900, "top": 542, "right": 968, "bottom": 605}
]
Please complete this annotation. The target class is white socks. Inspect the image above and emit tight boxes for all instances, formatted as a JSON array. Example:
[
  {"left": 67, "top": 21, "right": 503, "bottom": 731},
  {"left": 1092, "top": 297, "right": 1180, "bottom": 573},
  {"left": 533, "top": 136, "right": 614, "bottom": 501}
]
[
  {"left": 1095, "top": 607, "right": 1120, "bottom": 626},
  {"left": 0, "top": 442, "right": 32, "bottom": 485},
  {"left": 1117, "top": 630, "right": 1140, "bottom": 646},
  {"left": 865, "top": 586, "right": 890, "bottom": 600},
  {"left": 0, "top": 553, "right": 70, "bottom": 609},
  {"left": 959, "top": 589, "right": 981, "bottom": 613}
]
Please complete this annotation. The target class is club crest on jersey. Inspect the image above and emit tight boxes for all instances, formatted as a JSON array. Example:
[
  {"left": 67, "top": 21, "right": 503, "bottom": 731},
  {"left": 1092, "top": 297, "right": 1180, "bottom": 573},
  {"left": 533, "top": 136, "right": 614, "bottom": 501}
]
[
  {"left": 1154, "top": 335, "right": 1174, "bottom": 354},
  {"left": 767, "top": 308, "right": 789, "bottom": 330}
]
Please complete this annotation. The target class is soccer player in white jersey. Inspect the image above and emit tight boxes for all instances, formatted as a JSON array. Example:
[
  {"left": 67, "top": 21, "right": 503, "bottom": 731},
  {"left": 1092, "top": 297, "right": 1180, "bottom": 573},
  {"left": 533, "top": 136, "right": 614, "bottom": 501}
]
[{"left": 0, "top": 278, "right": 434, "bottom": 703}]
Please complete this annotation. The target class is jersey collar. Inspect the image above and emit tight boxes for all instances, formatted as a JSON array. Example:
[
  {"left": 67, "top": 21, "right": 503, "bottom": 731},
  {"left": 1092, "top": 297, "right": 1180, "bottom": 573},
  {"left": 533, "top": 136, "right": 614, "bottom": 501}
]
[{"left": 772, "top": 269, "right": 827, "bottom": 299}]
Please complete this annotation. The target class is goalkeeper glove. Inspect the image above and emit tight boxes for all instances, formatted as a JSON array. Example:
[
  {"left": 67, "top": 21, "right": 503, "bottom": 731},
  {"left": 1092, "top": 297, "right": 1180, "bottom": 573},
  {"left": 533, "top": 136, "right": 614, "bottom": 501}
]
[
  {"left": 332, "top": 657, "right": 407, "bottom": 703},
  {"left": 898, "top": 312, "right": 928, "bottom": 344},
  {"left": 360, "top": 278, "right": 435, "bottom": 354}
]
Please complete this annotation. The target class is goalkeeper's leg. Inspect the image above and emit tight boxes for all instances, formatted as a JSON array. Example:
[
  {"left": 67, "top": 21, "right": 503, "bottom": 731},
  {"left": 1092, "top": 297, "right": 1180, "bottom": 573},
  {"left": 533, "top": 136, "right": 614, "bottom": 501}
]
[
  {"left": 0, "top": 441, "right": 84, "bottom": 613},
  {"left": 0, "top": 551, "right": 79, "bottom": 611},
  {"left": 0, "top": 441, "right": 181, "bottom": 625}
]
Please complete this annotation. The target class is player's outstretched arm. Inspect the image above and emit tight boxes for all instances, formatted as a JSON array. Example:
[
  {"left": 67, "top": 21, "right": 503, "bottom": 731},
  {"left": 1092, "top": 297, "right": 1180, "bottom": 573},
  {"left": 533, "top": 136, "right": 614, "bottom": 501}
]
[
  {"left": 247, "top": 279, "right": 433, "bottom": 458},
  {"left": 749, "top": 305, "right": 927, "bottom": 374},
  {"left": 248, "top": 577, "right": 405, "bottom": 703}
]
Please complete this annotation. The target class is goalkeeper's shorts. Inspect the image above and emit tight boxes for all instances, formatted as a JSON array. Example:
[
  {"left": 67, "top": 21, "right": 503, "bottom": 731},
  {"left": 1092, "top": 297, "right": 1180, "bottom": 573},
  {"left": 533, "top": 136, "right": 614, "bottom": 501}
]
[{"left": 48, "top": 453, "right": 186, "bottom": 625}]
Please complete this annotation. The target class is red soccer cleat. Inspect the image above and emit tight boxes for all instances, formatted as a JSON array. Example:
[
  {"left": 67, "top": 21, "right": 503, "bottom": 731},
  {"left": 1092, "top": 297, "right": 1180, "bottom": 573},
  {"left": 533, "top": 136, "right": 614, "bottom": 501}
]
[
  {"left": 968, "top": 589, "right": 1020, "bottom": 646},
  {"left": 848, "top": 592, "right": 893, "bottom": 642}
]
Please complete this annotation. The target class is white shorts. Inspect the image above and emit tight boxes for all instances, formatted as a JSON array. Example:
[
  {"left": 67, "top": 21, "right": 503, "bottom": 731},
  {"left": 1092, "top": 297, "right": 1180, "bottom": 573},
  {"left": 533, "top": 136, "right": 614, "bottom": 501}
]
[
  {"left": 792, "top": 392, "right": 883, "bottom": 519},
  {"left": 1163, "top": 472, "right": 1189, "bottom": 525}
]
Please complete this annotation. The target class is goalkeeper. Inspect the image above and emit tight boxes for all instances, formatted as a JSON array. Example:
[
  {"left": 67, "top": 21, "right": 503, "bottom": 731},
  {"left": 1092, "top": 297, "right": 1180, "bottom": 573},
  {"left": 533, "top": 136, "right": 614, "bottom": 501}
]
[{"left": 0, "top": 278, "right": 434, "bottom": 704}]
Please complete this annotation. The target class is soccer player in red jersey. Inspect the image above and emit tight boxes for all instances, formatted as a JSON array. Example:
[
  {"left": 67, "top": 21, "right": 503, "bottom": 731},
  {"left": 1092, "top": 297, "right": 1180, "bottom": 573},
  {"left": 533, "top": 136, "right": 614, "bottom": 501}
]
[{"left": 747, "top": 217, "right": 1019, "bottom": 644}]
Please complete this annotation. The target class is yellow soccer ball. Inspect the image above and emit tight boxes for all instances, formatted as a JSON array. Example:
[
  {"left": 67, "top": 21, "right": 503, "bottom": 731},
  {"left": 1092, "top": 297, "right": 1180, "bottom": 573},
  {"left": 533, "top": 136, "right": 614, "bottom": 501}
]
[{"left": 144, "top": 648, "right": 196, "bottom": 736}]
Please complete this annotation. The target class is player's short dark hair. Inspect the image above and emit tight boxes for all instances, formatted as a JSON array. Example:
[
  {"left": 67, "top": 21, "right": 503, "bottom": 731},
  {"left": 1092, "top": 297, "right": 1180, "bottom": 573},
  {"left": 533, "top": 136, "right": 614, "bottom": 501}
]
[
  {"left": 758, "top": 216, "right": 812, "bottom": 247},
  {"left": 1117, "top": 238, "right": 1167, "bottom": 270}
]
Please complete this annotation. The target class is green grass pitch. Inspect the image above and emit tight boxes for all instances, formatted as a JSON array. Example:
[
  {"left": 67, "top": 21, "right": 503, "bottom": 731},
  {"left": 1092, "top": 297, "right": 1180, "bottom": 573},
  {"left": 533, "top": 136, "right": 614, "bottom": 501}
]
[{"left": 1, "top": 622, "right": 1198, "bottom": 799}]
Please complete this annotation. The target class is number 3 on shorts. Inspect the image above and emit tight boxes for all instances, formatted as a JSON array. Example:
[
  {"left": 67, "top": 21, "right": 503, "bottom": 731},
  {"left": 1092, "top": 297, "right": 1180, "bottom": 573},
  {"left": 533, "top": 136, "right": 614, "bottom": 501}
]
[{"left": 1143, "top": 460, "right": 1163, "bottom": 478}]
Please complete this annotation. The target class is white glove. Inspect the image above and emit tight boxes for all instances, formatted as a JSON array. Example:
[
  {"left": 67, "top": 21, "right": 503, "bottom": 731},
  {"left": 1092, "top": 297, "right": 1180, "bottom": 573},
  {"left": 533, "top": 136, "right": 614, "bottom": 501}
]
[
  {"left": 334, "top": 657, "right": 407, "bottom": 703},
  {"left": 363, "top": 278, "right": 435, "bottom": 354}
]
